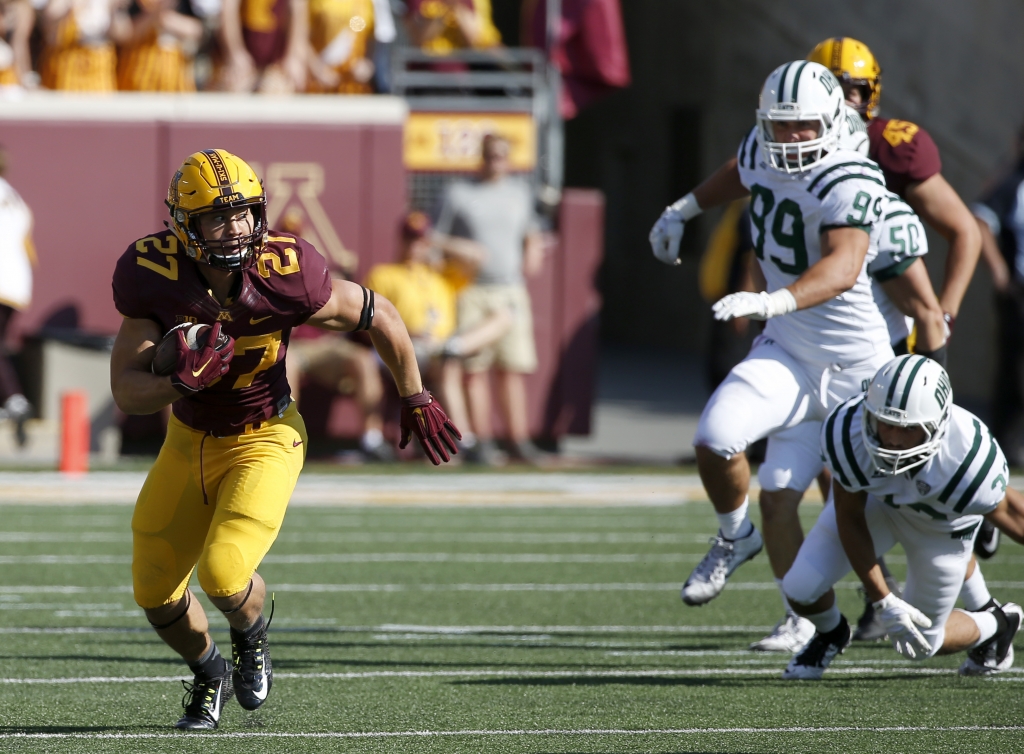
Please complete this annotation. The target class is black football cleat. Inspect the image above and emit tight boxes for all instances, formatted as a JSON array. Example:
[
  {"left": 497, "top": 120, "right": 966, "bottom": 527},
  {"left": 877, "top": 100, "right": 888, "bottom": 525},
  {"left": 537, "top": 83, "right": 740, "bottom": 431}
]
[
  {"left": 174, "top": 670, "right": 233, "bottom": 730},
  {"left": 960, "top": 602, "right": 1022, "bottom": 676},
  {"left": 783, "top": 615, "right": 852, "bottom": 680},
  {"left": 974, "top": 518, "right": 1001, "bottom": 560},
  {"left": 231, "top": 619, "right": 273, "bottom": 711}
]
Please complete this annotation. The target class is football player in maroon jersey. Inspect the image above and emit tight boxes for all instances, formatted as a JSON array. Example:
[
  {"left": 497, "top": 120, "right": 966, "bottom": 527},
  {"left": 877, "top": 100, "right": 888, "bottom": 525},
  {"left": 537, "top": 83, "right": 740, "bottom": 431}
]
[{"left": 110, "top": 149, "right": 460, "bottom": 730}]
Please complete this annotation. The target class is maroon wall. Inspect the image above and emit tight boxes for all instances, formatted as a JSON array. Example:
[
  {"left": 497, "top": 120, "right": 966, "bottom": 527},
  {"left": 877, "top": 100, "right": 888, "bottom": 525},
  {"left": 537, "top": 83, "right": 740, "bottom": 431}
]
[
  {"left": 0, "top": 115, "right": 601, "bottom": 442},
  {"left": 0, "top": 119, "right": 407, "bottom": 336}
]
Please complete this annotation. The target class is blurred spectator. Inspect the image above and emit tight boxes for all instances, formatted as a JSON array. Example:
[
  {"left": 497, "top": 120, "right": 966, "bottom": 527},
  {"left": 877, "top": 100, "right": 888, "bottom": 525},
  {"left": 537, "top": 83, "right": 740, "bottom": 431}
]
[
  {"left": 287, "top": 326, "right": 393, "bottom": 461},
  {"left": 699, "top": 199, "right": 761, "bottom": 390},
  {"left": 305, "top": 0, "right": 374, "bottom": 93},
  {"left": 364, "top": 210, "right": 509, "bottom": 448},
  {"left": 521, "top": 0, "right": 630, "bottom": 119},
  {"left": 0, "top": 147, "right": 35, "bottom": 445},
  {"left": 40, "top": 0, "right": 131, "bottom": 91},
  {"left": 405, "top": 0, "right": 499, "bottom": 54},
  {"left": 367, "top": 0, "right": 393, "bottom": 91},
  {"left": 0, "top": 0, "right": 35, "bottom": 90},
  {"left": 973, "top": 124, "right": 1024, "bottom": 465},
  {"left": 434, "top": 134, "right": 544, "bottom": 463},
  {"left": 116, "top": 0, "right": 203, "bottom": 90},
  {"left": 217, "top": 0, "right": 305, "bottom": 92}
]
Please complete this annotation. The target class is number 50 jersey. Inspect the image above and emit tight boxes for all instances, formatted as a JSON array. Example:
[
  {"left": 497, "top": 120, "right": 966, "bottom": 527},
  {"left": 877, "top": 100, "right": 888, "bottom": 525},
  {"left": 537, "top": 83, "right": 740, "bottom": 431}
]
[
  {"left": 736, "top": 129, "right": 892, "bottom": 367},
  {"left": 112, "top": 229, "right": 334, "bottom": 435}
]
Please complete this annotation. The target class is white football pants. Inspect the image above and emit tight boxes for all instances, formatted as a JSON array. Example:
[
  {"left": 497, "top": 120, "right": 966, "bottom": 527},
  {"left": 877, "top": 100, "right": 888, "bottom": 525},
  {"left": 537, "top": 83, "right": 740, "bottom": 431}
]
[
  {"left": 694, "top": 335, "right": 891, "bottom": 493},
  {"left": 783, "top": 497, "right": 980, "bottom": 658}
]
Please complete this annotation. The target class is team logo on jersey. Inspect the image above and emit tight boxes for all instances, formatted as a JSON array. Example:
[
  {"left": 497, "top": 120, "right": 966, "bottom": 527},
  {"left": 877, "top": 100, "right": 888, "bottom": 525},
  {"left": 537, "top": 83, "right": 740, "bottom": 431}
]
[
  {"left": 882, "top": 120, "right": 920, "bottom": 147},
  {"left": 916, "top": 480, "right": 931, "bottom": 496},
  {"left": 216, "top": 311, "right": 233, "bottom": 322}
]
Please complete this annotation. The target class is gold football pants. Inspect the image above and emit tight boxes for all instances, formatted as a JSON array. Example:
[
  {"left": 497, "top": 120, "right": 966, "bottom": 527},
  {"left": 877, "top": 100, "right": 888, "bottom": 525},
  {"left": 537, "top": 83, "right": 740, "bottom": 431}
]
[{"left": 131, "top": 404, "right": 306, "bottom": 609}]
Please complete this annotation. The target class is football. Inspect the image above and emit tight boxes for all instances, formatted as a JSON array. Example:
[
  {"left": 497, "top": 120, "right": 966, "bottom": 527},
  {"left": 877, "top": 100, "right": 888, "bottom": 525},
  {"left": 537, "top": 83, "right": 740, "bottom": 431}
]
[{"left": 151, "top": 323, "right": 231, "bottom": 376}]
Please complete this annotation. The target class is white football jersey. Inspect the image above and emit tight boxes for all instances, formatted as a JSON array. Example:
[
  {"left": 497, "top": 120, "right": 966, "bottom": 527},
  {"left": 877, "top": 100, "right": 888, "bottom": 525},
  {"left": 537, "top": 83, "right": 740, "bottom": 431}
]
[
  {"left": 736, "top": 129, "right": 891, "bottom": 366},
  {"left": 822, "top": 397, "right": 1008, "bottom": 526},
  {"left": 838, "top": 105, "right": 869, "bottom": 156},
  {"left": 867, "top": 196, "right": 929, "bottom": 345},
  {"left": 0, "top": 178, "right": 33, "bottom": 310}
]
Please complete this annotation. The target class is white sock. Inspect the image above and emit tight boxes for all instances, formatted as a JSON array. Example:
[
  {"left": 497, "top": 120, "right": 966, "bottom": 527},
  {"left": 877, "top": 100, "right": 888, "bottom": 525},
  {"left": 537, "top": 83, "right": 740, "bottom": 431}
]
[
  {"left": 775, "top": 578, "right": 794, "bottom": 615},
  {"left": 717, "top": 497, "right": 752, "bottom": 540},
  {"left": 460, "top": 431, "right": 477, "bottom": 448},
  {"left": 360, "top": 428, "right": 383, "bottom": 451},
  {"left": 960, "top": 566, "right": 992, "bottom": 611},
  {"left": 805, "top": 604, "right": 842, "bottom": 634},
  {"left": 967, "top": 609, "right": 999, "bottom": 648}
]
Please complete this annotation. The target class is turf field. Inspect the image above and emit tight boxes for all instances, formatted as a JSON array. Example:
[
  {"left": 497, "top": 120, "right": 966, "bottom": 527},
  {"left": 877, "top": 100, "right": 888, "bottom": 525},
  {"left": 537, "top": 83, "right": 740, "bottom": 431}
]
[{"left": 0, "top": 472, "right": 1022, "bottom": 753}]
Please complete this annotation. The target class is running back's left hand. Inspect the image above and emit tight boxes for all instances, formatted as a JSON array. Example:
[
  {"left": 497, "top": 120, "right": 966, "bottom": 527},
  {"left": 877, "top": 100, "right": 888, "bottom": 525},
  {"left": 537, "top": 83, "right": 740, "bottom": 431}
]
[{"left": 399, "top": 389, "right": 462, "bottom": 465}]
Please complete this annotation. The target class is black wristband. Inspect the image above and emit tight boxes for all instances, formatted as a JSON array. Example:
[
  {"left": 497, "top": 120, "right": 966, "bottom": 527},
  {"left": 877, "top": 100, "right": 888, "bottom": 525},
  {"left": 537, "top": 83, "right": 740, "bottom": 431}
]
[{"left": 916, "top": 343, "right": 948, "bottom": 369}]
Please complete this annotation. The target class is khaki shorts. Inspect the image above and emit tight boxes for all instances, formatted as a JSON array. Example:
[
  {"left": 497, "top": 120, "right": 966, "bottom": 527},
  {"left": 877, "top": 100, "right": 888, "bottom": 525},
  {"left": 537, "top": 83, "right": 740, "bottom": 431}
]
[{"left": 458, "top": 284, "right": 537, "bottom": 374}]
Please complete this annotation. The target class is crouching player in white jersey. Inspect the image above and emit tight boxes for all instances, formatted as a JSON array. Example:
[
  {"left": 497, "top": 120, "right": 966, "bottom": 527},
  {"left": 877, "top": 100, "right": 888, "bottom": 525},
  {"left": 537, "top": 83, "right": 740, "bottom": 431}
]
[
  {"left": 782, "top": 354, "right": 1024, "bottom": 679},
  {"left": 649, "top": 61, "right": 895, "bottom": 613}
]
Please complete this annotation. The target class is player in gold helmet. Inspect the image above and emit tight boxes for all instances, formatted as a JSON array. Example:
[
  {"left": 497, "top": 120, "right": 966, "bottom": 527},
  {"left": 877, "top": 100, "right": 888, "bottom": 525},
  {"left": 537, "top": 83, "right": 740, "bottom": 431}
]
[
  {"left": 805, "top": 37, "right": 998, "bottom": 637},
  {"left": 111, "top": 149, "right": 462, "bottom": 730},
  {"left": 807, "top": 37, "right": 882, "bottom": 120}
]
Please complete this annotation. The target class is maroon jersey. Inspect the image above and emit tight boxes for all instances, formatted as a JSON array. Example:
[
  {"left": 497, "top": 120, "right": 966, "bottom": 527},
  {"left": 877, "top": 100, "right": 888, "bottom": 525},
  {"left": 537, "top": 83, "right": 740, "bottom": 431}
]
[
  {"left": 241, "top": 0, "right": 289, "bottom": 67},
  {"left": 112, "top": 230, "right": 333, "bottom": 434},
  {"left": 867, "top": 117, "right": 942, "bottom": 198}
]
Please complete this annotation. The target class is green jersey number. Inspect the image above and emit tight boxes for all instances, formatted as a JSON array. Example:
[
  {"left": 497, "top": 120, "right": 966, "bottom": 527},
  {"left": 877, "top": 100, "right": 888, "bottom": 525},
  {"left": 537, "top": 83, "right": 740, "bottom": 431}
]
[
  {"left": 749, "top": 184, "right": 809, "bottom": 275},
  {"left": 888, "top": 223, "right": 921, "bottom": 257}
]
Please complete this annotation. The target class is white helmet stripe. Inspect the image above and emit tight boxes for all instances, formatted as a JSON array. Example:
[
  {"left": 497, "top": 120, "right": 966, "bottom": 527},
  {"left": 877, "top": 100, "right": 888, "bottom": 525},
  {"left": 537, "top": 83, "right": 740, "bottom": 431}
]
[{"left": 895, "top": 356, "right": 928, "bottom": 410}]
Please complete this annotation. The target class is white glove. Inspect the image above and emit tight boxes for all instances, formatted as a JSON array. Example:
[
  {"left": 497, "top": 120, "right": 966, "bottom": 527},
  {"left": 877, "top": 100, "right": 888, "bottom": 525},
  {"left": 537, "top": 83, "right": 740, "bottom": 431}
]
[
  {"left": 712, "top": 289, "right": 797, "bottom": 322},
  {"left": 873, "top": 592, "right": 933, "bottom": 660},
  {"left": 649, "top": 193, "right": 701, "bottom": 266}
]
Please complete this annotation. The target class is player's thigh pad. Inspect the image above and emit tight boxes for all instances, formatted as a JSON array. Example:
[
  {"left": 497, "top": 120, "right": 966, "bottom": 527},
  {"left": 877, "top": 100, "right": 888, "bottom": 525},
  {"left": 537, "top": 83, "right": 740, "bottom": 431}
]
[
  {"left": 131, "top": 416, "right": 215, "bottom": 609},
  {"left": 196, "top": 406, "right": 307, "bottom": 598},
  {"left": 695, "top": 339, "right": 814, "bottom": 458},
  {"left": 759, "top": 421, "right": 825, "bottom": 493},
  {"left": 783, "top": 499, "right": 897, "bottom": 606},
  {"left": 887, "top": 507, "right": 977, "bottom": 659}
]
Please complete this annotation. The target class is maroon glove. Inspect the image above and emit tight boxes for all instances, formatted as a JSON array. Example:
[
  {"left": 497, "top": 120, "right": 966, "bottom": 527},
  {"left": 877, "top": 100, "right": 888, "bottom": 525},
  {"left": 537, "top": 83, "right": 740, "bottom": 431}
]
[
  {"left": 171, "top": 322, "right": 235, "bottom": 395},
  {"left": 399, "top": 388, "right": 462, "bottom": 465}
]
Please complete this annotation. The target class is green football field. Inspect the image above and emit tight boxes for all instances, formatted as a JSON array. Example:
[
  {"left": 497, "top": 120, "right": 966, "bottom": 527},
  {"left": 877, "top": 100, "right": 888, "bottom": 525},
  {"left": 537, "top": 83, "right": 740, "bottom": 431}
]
[{"left": 0, "top": 476, "right": 1022, "bottom": 753}]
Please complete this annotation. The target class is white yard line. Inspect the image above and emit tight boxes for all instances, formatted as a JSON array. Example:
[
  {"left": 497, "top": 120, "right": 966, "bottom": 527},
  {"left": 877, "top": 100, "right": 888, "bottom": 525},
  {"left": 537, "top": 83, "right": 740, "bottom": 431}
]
[
  {"left": 2, "top": 725, "right": 1024, "bottom": 740},
  {"left": 2, "top": 667, "right": 1021, "bottom": 685},
  {"left": 0, "top": 624, "right": 777, "bottom": 635}
]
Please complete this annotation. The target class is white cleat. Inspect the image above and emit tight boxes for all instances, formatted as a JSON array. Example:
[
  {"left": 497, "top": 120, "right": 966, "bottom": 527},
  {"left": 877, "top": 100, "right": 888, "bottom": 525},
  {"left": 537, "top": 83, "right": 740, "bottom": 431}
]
[
  {"left": 681, "top": 526, "right": 763, "bottom": 606},
  {"left": 782, "top": 615, "right": 851, "bottom": 680},
  {"left": 959, "top": 602, "right": 1022, "bottom": 676},
  {"left": 750, "top": 613, "right": 816, "bottom": 653}
]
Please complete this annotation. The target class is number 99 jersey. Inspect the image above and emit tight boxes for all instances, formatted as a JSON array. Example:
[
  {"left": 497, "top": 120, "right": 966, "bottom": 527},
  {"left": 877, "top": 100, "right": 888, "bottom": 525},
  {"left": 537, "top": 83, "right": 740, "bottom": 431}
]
[{"left": 736, "top": 127, "right": 892, "bottom": 367}]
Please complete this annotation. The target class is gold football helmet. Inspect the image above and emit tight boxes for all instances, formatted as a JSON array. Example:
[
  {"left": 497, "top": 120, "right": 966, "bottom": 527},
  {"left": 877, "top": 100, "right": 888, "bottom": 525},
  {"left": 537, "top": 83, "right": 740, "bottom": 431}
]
[
  {"left": 807, "top": 37, "right": 882, "bottom": 120},
  {"left": 166, "top": 149, "right": 267, "bottom": 271}
]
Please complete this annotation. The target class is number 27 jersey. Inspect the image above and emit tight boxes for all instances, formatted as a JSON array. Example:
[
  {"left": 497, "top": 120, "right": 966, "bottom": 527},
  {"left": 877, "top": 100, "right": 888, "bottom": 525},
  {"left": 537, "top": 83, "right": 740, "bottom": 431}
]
[{"left": 736, "top": 129, "right": 892, "bottom": 367}]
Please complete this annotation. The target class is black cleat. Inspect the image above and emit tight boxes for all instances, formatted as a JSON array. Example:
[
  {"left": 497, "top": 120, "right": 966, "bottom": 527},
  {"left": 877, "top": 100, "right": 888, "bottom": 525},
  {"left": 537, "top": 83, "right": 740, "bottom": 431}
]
[
  {"left": 960, "top": 602, "right": 1022, "bottom": 676},
  {"left": 783, "top": 615, "right": 851, "bottom": 680},
  {"left": 174, "top": 669, "right": 233, "bottom": 730},
  {"left": 231, "top": 619, "right": 273, "bottom": 710},
  {"left": 974, "top": 518, "right": 1001, "bottom": 560}
]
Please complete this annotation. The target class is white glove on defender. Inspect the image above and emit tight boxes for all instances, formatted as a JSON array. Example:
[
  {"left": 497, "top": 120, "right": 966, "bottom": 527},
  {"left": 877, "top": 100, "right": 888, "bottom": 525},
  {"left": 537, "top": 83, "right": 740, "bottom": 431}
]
[
  {"left": 649, "top": 193, "right": 701, "bottom": 266},
  {"left": 873, "top": 593, "right": 933, "bottom": 659},
  {"left": 712, "top": 289, "right": 797, "bottom": 322}
]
